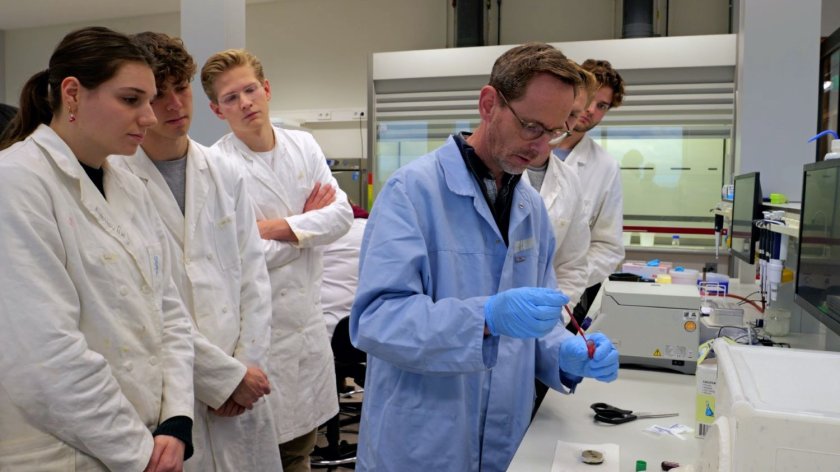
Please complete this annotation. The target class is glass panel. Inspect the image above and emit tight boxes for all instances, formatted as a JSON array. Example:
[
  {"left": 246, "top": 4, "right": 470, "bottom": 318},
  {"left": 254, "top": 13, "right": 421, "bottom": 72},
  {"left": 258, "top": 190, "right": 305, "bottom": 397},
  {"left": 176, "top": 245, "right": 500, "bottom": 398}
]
[
  {"left": 374, "top": 118, "right": 477, "bottom": 195},
  {"left": 373, "top": 121, "right": 727, "bottom": 247},
  {"left": 592, "top": 126, "right": 726, "bottom": 245}
]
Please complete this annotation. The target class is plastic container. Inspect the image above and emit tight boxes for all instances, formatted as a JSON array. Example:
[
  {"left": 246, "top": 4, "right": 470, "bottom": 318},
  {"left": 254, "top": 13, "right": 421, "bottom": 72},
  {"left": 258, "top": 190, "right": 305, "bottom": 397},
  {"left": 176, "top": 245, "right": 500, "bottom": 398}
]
[
  {"left": 639, "top": 232, "right": 655, "bottom": 246},
  {"left": 698, "top": 272, "right": 729, "bottom": 295},
  {"left": 672, "top": 235, "right": 680, "bottom": 246},
  {"left": 722, "top": 184, "right": 734, "bottom": 201},
  {"left": 808, "top": 130, "right": 840, "bottom": 160},
  {"left": 621, "top": 260, "right": 672, "bottom": 280},
  {"left": 655, "top": 274, "right": 672, "bottom": 284},
  {"left": 670, "top": 268, "right": 699, "bottom": 285},
  {"left": 827, "top": 137, "right": 840, "bottom": 160},
  {"left": 622, "top": 232, "right": 633, "bottom": 246},
  {"left": 764, "top": 307, "right": 791, "bottom": 336},
  {"left": 697, "top": 341, "right": 840, "bottom": 471}
]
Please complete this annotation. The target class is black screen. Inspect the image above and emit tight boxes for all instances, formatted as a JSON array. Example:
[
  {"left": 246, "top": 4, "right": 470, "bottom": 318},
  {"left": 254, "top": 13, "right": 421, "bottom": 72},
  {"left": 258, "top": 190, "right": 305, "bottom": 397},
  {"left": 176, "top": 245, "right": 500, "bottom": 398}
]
[
  {"left": 730, "top": 172, "right": 761, "bottom": 263},
  {"left": 795, "top": 160, "right": 840, "bottom": 335}
]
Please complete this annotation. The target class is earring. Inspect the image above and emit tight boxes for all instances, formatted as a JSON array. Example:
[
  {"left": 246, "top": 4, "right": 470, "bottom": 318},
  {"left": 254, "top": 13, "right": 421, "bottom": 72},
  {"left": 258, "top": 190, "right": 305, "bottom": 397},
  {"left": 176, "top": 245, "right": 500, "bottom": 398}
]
[{"left": 69, "top": 112, "right": 76, "bottom": 123}]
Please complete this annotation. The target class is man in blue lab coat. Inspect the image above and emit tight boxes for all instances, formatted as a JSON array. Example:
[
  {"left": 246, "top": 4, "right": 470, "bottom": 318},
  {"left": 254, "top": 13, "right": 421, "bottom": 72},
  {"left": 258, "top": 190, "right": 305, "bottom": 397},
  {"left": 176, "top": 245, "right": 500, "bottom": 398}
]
[{"left": 350, "top": 43, "right": 620, "bottom": 471}]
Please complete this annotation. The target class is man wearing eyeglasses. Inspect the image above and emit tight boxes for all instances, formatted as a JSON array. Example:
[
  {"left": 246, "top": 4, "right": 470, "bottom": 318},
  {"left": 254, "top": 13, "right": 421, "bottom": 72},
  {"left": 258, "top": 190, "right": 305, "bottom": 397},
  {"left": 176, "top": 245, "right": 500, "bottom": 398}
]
[
  {"left": 553, "top": 59, "right": 626, "bottom": 330},
  {"left": 349, "top": 42, "right": 619, "bottom": 472}
]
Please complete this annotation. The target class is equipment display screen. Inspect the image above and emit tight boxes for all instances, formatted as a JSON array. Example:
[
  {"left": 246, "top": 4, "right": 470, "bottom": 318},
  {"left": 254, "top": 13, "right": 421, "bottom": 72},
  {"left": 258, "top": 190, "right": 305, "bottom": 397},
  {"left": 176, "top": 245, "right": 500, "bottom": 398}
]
[
  {"left": 796, "top": 160, "right": 840, "bottom": 336},
  {"left": 730, "top": 172, "right": 761, "bottom": 263}
]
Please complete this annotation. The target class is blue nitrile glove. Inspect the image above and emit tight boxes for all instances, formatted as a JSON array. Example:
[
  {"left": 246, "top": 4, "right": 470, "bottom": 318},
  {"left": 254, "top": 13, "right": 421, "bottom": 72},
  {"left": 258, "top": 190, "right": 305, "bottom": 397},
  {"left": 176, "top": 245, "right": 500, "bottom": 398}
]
[
  {"left": 484, "top": 287, "right": 569, "bottom": 338},
  {"left": 558, "top": 333, "right": 619, "bottom": 382}
]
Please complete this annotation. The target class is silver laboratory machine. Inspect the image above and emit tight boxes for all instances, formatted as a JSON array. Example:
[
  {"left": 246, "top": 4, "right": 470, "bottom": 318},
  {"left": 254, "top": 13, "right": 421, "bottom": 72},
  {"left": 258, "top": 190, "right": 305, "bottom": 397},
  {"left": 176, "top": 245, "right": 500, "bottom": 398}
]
[
  {"left": 327, "top": 158, "right": 364, "bottom": 205},
  {"left": 588, "top": 281, "right": 701, "bottom": 374}
]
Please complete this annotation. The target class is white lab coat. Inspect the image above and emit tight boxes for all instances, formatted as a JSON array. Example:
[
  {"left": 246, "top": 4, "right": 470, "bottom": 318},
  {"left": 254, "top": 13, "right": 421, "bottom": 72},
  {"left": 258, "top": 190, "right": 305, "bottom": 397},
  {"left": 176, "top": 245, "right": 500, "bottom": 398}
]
[
  {"left": 523, "top": 155, "right": 590, "bottom": 305},
  {"left": 0, "top": 125, "right": 194, "bottom": 471},
  {"left": 214, "top": 127, "right": 353, "bottom": 443},
  {"left": 110, "top": 140, "right": 282, "bottom": 471},
  {"left": 321, "top": 218, "right": 367, "bottom": 337},
  {"left": 560, "top": 135, "right": 625, "bottom": 287}
]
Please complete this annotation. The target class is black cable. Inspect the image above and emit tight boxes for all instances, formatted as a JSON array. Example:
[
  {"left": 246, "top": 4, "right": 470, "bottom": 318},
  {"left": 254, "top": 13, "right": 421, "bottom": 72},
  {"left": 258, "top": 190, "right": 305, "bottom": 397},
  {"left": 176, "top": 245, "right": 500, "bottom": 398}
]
[
  {"left": 359, "top": 111, "right": 364, "bottom": 160},
  {"left": 716, "top": 325, "right": 749, "bottom": 339}
]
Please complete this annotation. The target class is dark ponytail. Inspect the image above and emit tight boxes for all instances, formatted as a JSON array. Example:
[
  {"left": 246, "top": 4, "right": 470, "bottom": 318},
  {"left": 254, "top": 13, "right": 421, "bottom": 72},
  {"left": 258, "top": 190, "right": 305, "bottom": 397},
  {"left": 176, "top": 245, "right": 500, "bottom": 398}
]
[
  {"left": 0, "top": 26, "right": 154, "bottom": 151},
  {"left": 0, "top": 70, "right": 51, "bottom": 149}
]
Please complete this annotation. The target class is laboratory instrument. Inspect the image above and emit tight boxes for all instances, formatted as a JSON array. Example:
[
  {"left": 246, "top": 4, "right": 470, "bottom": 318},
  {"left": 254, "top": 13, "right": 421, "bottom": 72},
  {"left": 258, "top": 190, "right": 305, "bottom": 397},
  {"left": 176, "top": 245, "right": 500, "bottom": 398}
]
[
  {"left": 589, "top": 281, "right": 701, "bottom": 374},
  {"left": 590, "top": 402, "right": 679, "bottom": 425},
  {"left": 730, "top": 172, "right": 762, "bottom": 264}
]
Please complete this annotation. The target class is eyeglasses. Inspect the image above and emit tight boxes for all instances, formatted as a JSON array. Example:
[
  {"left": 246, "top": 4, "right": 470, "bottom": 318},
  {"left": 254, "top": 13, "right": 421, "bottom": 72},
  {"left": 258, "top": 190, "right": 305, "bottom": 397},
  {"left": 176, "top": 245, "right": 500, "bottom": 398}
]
[{"left": 497, "top": 91, "right": 570, "bottom": 145}]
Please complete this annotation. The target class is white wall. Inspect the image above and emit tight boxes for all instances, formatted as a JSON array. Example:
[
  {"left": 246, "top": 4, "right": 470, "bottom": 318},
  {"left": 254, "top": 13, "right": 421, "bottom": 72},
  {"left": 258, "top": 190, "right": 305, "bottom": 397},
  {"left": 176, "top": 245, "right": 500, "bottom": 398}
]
[
  {"left": 3, "top": 0, "right": 734, "bottom": 110},
  {"left": 3, "top": 13, "right": 179, "bottom": 105},
  {"left": 668, "top": 0, "right": 731, "bottom": 36},
  {"left": 244, "top": 0, "right": 447, "bottom": 111},
  {"left": 499, "top": 0, "right": 618, "bottom": 44}
]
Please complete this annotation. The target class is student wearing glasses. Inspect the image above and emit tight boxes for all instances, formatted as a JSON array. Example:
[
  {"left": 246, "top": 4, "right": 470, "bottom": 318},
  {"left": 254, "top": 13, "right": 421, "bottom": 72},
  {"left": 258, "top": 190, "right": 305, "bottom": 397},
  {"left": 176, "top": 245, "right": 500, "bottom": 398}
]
[
  {"left": 552, "top": 59, "right": 626, "bottom": 329},
  {"left": 348, "top": 42, "right": 619, "bottom": 471}
]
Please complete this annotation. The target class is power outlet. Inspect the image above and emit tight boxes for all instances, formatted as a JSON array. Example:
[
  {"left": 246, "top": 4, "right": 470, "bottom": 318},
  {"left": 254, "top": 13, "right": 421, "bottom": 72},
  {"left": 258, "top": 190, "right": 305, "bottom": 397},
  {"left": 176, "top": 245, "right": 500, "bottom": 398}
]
[
  {"left": 317, "top": 111, "right": 332, "bottom": 121},
  {"left": 352, "top": 110, "right": 366, "bottom": 120}
]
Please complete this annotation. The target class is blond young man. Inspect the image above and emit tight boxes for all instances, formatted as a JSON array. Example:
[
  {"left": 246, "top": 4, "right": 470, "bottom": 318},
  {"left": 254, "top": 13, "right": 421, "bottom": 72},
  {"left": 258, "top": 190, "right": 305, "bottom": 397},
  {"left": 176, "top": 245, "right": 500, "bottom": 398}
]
[
  {"left": 201, "top": 49, "right": 353, "bottom": 472},
  {"left": 553, "top": 59, "right": 626, "bottom": 326}
]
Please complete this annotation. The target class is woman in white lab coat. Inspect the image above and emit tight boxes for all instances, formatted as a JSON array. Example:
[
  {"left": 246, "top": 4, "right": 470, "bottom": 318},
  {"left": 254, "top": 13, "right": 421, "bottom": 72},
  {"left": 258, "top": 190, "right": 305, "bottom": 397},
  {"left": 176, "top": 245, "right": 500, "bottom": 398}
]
[{"left": 0, "top": 27, "right": 194, "bottom": 472}]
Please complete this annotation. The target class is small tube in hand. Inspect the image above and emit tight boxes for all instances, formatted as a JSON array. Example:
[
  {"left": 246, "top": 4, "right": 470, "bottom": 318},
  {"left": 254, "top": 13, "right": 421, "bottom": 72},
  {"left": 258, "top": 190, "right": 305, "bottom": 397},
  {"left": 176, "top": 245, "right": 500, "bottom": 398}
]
[{"left": 566, "top": 306, "right": 594, "bottom": 359}]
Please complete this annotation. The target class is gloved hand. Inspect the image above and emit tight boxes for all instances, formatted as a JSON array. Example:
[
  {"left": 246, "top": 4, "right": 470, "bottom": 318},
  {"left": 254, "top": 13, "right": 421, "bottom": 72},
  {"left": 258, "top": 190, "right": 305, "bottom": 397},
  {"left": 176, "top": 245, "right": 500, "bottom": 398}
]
[
  {"left": 484, "top": 287, "right": 569, "bottom": 338},
  {"left": 558, "top": 332, "right": 619, "bottom": 382}
]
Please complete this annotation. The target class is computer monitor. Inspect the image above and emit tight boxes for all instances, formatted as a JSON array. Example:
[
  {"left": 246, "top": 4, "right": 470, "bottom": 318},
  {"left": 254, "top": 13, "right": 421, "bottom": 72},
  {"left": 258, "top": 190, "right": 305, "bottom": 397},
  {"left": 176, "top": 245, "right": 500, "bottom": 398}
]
[
  {"left": 795, "top": 159, "right": 840, "bottom": 336},
  {"left": 730, "top": 172, "right": 762, "bottom": 263}
]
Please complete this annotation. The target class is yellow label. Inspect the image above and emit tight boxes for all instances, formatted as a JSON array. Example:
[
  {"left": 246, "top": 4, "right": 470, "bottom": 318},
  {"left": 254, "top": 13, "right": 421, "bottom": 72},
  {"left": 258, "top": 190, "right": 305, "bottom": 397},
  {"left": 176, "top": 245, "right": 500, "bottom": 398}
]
[{"left": 653, "top": 349, "right": 662, "bottom": 357}]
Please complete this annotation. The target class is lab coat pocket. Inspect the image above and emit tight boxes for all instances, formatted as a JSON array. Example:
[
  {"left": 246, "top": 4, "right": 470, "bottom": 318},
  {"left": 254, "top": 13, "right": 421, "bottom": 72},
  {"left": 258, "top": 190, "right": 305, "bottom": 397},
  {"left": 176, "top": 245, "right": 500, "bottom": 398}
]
[{"left": 212, "top": 213, "right": 239, "bottom": 270}]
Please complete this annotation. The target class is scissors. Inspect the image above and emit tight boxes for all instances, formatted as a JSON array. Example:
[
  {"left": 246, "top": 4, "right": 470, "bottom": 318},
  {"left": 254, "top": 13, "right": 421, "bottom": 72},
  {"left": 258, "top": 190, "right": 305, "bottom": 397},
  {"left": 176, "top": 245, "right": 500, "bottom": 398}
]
[{"left": 590, "top": 402, "right": 679, "bottom": 425}]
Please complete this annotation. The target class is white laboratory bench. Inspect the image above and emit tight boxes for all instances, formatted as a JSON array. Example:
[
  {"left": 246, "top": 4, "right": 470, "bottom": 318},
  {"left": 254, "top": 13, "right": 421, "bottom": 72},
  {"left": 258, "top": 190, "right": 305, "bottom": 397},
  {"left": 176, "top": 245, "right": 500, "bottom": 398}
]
[{"left": 508, "top": 368, "right": 701, "bottom": 471}]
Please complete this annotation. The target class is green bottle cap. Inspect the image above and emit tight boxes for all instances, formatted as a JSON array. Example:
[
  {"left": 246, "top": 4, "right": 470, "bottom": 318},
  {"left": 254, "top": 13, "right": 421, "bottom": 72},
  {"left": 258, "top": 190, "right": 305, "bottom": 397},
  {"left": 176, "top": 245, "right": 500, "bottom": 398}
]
[{"left": 635, "top": 459, "right": 647, "bottom": 471}]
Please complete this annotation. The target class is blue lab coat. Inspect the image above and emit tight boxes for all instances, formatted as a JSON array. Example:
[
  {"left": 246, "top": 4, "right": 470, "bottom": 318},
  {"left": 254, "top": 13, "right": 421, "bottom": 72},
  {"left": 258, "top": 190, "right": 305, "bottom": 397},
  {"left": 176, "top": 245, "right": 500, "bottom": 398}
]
[{"left": 350, "top": 136, "right": 576, "bottom": 471}]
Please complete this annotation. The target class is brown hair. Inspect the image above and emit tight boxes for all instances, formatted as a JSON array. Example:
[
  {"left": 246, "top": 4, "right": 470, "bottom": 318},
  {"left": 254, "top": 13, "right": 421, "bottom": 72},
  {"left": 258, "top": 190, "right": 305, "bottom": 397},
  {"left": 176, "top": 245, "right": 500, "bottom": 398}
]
[
  {"left": 200, "top": 49, "right": 265, "bottom": 103},
  {"left": 0, "top": 26, "right": 154, "bottom": 150},
  {"left": 488, "top": 42, "right": 582, "bottom": 101},
  {"left": 132, "top": 31, "right": 196, "bottom": 90},
  {"left": 581, "top": 59, "right": 625, "bottom": 109},
  {"left": 575, "top": 63, "right": 598, "bottom": 106}
]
